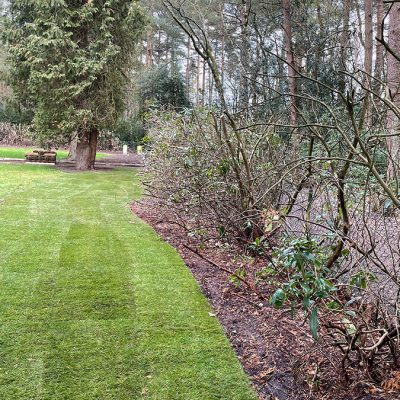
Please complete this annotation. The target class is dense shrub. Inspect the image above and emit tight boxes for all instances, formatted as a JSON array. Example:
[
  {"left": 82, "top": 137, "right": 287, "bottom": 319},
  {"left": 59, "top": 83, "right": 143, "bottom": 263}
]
[
  {"left": 144, "top": 109, "right": 287, "bottom": 242},
  {"left": 0, "top": 122, "right": 33, "bottom": 146}
]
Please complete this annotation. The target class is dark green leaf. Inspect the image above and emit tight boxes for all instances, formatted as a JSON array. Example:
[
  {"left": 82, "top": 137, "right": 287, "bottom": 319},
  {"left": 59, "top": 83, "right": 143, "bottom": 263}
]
[{"left": 310, "top": 306, "right": 319, "bottom": 340}]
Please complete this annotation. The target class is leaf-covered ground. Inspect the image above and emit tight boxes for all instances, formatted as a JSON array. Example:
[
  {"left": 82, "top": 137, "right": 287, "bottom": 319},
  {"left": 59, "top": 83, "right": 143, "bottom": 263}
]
[{"left": 0, "top": 164, "right": 256, "bottom": 400}]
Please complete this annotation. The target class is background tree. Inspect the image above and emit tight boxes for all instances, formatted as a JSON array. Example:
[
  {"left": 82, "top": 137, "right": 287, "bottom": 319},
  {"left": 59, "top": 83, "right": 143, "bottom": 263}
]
[
  {"left": 138, "top": 64, "right": 190, "bottom": 112},
  {"left": 4, "top": 0, "right": 146, "bottom": 170},
  {"left": 386, "top": 2, "right": 400, "bottom": 181}
]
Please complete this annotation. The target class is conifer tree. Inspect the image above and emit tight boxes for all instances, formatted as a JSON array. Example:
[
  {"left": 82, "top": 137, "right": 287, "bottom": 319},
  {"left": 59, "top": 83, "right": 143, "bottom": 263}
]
[{"left": 5, "top": 0, "right": 146, "bottom": 170}]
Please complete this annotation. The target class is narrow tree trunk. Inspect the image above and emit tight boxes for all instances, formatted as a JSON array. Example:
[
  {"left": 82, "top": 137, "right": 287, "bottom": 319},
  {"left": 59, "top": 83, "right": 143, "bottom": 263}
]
[
  {"left": 208, "top": 65, "right": 213, "bottom": 105},
  {"left": 364, "top": 0, "right": 373, "bottom": 125},
  {"left": 239, "top": 0, "right": 250, "bottom": 112},
  {"left": 196, "top": 54, "right": 201, "bottom": 105},
  {"left": 251, "top": 38, "right": 261, "bottom": 108},
  {"left": 157, "top": 30, "right": 161, "bottom": 64},
  {"left": 76, "top": 127, "right": 98, "bottom": 171},
  {"left": 386, "top": 3, "right": 400, "bottom": 181},
  {"left": 67, "top": 135, "right": 78, "bottom": 161},
  {"left": 339, "top": 0, "right": 351, "bottom": 94},
  {"left": 146, "top": 30, "right": 153, "bottom": 68},
  {"left": 202, "top": 58, "right": 206, "bottom": 106},
  {"left": 374, "top": 0, "right": 384, "bottom": 94},
  {"left": 364, "top": 0, "right": 373, "bottom": 80},
  {"left": 220, "top": 5, "right": 225, "bottom": 92},
  {"left": 282, "top": 0, "right": 298, "bottom": 127},
  {"left": 185, "top": 37, "right": 191, "bottom": 101},
  {"left": 372, "top": 0, "right": 384, "bottom": 125}
]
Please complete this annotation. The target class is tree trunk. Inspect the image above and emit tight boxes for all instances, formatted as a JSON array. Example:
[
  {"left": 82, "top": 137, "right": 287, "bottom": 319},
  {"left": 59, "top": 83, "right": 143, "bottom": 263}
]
[
  {"left": 386, "top": 3, "right": 400, "bottom": 182},
  {"left": 374, "top": 0, "right": 384, "bottom": 90},
  {"left": 202, "top": 58, "right": 206, "bottom": 106},
  {"left": 76, "top": 127, "right": 98, "bottom": 171},
  {"left": 282, "top": 0, "right": 298, "bottom": 127},
  {"left": 364, "top": 0, "right": 373, "bottom": 124},
  {"left": 373, "top": 0, "right": 384, "bottom": 125},
  {"left": 185, "top": 37, "right": 191, "bottom": 101},
  {"left": 239, "top": 0, "right": 250, "bottom": 113},
  {"left": 67, "top": 135, "right": 78, "bottom": 161},
  {"left": 220, "top": 5, "right": 225, "bottom": 92},
  {"left": 208, "top": 65, "right": 213, "bottom": 105},
  {"left": 339, "top": 0, "right": 351, "bottom": 94},
  {"left": 146, "top": 30, "right": 153, "bottom": 68}
]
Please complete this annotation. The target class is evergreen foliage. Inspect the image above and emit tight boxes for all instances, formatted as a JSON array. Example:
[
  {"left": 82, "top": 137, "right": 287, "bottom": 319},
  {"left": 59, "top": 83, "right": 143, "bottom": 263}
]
[
  {"left": 138, "top": 65, "right": 190, "bottom": 112},
  {"left": 4, "top": 0, "right": 146, "bottom": 148}
]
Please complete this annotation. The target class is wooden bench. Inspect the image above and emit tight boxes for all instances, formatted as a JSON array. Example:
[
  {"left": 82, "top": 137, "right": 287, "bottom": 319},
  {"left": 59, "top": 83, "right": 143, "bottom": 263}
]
[{"left": 25, "top": 149, "right": 57, "bottom": 164}]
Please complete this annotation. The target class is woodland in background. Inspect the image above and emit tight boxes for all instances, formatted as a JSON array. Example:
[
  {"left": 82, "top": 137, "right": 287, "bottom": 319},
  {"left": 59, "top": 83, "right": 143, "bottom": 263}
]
[{"left": 142, "top": 0, "right": 400, "bottom": 397}]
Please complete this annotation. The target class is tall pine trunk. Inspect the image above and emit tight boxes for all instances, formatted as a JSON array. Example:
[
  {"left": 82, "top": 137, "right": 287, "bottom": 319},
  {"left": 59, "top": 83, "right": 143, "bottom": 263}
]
[
  {"left": 374, "top": 0, "right": 384, "bottom": 91},
  {"left": 76, "top": 127, "right": 98, "bottom": 171},
  {"left": 185, "top": 37, "right": 191, "bottom": 101},
  {"left": 220, "top": 5, "right": 225, "bottom": 93},
  {"left": 339, "top": 0, "right": 351, "bottom": 94},
  {"left": 373, "top": 0, "right": 384, "bottom": 125},
  {"left": 239, "top": 0, "right": 250, "bottom": 112},
  {"left": 364, "top": 0, "right": 373, "bottom": 124},
  {"left": 386, "top": 4, "right": 400, "bottom": 181},
  {"left": 282, "top": 0, "right": 297, "bottom": 128}
]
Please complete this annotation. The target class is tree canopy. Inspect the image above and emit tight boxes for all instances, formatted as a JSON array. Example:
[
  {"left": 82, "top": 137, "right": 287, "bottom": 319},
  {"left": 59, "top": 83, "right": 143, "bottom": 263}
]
[{"left": 4, "top": 0, "right": 146, "bottom": 169}]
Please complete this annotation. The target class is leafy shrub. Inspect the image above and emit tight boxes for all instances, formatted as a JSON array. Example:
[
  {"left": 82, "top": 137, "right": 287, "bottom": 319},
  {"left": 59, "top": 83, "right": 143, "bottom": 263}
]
[{"left": 269, "top": 237, "right": 335, "bottom": 339}]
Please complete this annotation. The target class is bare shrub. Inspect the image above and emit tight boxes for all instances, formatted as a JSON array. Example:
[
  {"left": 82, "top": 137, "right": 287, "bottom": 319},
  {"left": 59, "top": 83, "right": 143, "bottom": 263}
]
[
  {"left": 144, "top": 109, "right": 288, "bottom": 243},
  {"left": 0, "top": 123, "right": 33, "bottom": 146}
]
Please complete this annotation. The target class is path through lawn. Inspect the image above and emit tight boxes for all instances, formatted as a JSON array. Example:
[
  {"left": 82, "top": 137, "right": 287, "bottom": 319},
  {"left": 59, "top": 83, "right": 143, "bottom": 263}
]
[{"left": 0, "top": 164, "right": 256, "bottom": 400}]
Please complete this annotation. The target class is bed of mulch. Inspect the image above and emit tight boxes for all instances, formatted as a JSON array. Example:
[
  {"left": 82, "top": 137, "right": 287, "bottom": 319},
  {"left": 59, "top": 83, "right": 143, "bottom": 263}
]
[{"left": 132, "top": 198, "right": 399, "bottom": 400}]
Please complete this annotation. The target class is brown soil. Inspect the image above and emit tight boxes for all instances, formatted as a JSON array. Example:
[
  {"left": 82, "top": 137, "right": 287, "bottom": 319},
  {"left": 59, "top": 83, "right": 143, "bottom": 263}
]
[
  {"left": 56, "top": 152, "right": 144, "bottom": 172},
  {"left": 132, "top": 199, "right": 399, "bottom": 400},
  {"left": 97, "top": 152, "right": 144, "bottom": 165}
]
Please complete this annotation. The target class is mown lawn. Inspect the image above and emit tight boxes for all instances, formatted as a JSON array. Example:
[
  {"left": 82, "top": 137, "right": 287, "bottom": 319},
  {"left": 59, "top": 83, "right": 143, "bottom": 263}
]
[
  {"left": 0, "top": 147, "right": 109, "bottom": 160},
  {"left": 0, "top": 164, "right": 256, "bottom": 400}
]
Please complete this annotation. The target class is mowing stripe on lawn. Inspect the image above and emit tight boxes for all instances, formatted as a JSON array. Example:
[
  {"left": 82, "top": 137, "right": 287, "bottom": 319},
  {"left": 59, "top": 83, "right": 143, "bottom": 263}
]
[{"left": 0, "top": 164, "right": 256, "bottom": 400}]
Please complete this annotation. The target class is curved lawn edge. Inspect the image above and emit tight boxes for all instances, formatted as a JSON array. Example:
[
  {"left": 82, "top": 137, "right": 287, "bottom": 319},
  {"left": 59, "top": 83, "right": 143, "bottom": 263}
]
[
  {"left": 129, "top": 215, "right": 258, "bottom": 399},
  {"left": 0, "top": 164, "right": 257, "bottom": 400}
]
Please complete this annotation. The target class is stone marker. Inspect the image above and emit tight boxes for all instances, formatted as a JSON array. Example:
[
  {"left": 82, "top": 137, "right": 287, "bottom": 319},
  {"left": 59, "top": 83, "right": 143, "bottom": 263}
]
[
  {"left": 123, "top": 145, "right": 128, "bottom": 155},
  {"left": 137, "top": 145, "right": 143, "bottom": 155}
]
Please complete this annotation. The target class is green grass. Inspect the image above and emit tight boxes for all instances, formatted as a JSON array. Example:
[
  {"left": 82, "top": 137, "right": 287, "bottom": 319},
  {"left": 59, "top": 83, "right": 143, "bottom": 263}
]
[
  {"left": 0, "top": 164, "right": 256, "bottom": 400},
  {"left": 0, "top": 147, "right": 109, "bottom": 160}
]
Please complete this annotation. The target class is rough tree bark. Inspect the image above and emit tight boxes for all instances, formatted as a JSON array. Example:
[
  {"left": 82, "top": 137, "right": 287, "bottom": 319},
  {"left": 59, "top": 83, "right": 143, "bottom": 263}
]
[
  {"left": 364, "top": 0, "right": 373, "bottom": 83},
  {"left": 339, "top": 0, "right": 351, "bottom": 94},
  {"left": 238, "top": 0, "right": 250, "bottom": 112},
  {"left": 282, "top": 0, "right": 297, "bottom": 127},
  {"left": 364, "top": 0, "right": 373, "bottom": 123},
  {"left": 67, "top": 135, "right": 78, "bottom": 161},
  {"left": 374, "top": 0, "right": 384, "bottom": 91},
  {"left": 220, "top": 5, "right": 225, "bottom": 92},
  {"left": 185, "top": 37, "right": 191, "bottom": 101},
  {"left": 76, "top": 127, "right": 98, "bottom": 171},
  {"left": 386, "top": 3, "right": 400, "bottom": 182}
]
